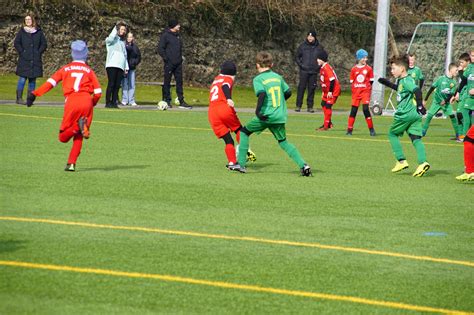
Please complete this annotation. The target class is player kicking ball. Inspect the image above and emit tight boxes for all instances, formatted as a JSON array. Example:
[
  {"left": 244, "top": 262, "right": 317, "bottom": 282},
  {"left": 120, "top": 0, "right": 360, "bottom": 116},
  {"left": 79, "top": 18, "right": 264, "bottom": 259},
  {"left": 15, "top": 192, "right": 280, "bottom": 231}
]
[
  {"left": 208, "top": 61, "right": 256, "bottom": 171},
  {"left": 237, "top": 52, "right": 311, "bottom": 176},
  {"left": 27, "top": 40, "right": 102, "bottom": 172},
  {"left": 378, "top": 55, "right": 430, "bottom": 177}
]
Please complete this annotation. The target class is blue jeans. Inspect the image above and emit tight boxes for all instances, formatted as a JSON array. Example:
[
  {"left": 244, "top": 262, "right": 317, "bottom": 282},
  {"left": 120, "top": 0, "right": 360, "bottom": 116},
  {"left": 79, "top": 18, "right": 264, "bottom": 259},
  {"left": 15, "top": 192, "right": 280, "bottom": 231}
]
[
  {"left": 121, "top": 69, "right": 136, "bottom": 104},
  {"left": 17, "top": 77, "right": 36, "bottom": 92}
]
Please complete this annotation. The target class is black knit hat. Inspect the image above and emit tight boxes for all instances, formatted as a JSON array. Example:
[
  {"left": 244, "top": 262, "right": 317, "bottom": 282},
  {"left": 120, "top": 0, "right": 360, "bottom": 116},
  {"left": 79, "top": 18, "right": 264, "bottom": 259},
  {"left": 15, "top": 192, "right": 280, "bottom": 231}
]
[
  {"left": 220, "top": 60, "right": 237, "bottom": 76},
  {"left": 307, "top": 29, "right": 317, "bottom": 37},
  {"left": 318, "top": 50, "right": 328, "bottom": 62},
  {"left": 168, "top": 19, "right": 179, "bottom": 28}
]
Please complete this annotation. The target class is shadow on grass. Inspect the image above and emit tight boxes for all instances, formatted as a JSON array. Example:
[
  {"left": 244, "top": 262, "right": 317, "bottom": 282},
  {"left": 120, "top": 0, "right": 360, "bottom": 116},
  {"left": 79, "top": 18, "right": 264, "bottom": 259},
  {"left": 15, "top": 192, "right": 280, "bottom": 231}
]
[
  {"left": 0, "top": 240, "right": 27, "bottom": 253},
  {"left": 80, "top": 165, "right": 151, "bottom": 172}
]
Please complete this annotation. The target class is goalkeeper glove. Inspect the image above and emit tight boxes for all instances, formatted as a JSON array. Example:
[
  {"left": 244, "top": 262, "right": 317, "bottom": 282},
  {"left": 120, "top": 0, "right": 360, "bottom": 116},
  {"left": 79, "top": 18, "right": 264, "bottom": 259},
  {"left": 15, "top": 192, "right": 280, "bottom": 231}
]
[{"left": 26, "top": 93, "right": 36, "bottom": 107}]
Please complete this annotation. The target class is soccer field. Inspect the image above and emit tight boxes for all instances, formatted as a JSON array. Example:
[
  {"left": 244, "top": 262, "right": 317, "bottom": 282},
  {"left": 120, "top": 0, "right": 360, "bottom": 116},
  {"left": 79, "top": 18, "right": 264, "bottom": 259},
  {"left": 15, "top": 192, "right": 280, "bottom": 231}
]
[{"left": 0, "top": 104, "right": 472, "bottom": 314}]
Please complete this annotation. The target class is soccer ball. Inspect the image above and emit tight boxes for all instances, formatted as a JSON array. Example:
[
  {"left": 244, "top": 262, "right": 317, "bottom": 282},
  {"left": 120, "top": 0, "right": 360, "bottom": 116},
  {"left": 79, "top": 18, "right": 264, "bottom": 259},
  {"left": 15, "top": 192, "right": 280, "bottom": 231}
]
[
  {"left": 371, "top": 103, "right": 382, "bottom": 116},
  {"left": 157, "top": 101, "right": 168, "bottom": 111},
  {"left": 174, "top": 97, "right": 180, "bottom": 105}
]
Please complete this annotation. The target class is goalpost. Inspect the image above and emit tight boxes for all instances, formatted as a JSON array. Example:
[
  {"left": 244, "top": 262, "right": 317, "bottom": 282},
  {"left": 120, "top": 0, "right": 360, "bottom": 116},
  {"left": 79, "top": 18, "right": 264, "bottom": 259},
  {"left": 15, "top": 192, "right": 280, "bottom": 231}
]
[{"left": 376, "top": 21, "right": 474, "bottom": 116}]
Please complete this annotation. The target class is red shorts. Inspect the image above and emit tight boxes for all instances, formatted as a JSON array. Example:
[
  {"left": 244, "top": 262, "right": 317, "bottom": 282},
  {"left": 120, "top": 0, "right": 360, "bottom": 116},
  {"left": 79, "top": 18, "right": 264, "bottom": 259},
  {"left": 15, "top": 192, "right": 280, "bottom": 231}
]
[
  {"left": 60, "top": 93, "right": 94, "bottom": 132},
  {"left": 208, "top": 104, "right": 242, "bottom": 138},
  {"left": 351, "top": 91, "right": 371, "bottom": 106},
  {"left": 322, "top": 93, "right": 338, "bottom": 105}
]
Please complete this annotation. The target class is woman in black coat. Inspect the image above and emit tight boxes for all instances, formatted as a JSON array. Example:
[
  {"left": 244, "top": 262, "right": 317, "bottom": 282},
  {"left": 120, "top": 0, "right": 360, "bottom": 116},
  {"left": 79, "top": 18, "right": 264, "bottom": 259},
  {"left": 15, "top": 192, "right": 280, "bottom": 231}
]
[{"left": 14, "top": 14, "right": 47, "bottom": 104}]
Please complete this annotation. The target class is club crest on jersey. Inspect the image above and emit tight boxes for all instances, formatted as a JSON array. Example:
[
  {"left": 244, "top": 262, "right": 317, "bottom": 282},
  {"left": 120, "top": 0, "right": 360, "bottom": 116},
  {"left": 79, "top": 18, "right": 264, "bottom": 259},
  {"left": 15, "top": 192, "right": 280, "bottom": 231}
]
[{"left": 356, "top": 74, "right": 365, "bottom": 83}]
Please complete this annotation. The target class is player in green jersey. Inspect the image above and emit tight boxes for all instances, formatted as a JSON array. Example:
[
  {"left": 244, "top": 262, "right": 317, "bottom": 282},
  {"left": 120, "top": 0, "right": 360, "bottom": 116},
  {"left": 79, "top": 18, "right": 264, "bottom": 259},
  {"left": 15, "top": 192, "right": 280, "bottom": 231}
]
[
  {"left": 407, "top": 53, "right": 425, "bottom": 90},
  {"left": 237, "top": 52, "right": 312, "bottom": 176},
  {"left": 378, "top": 55, "right": 430, "bottom": 177},
  {"left": 452, "top": 52, "right": 473, "bottom": 138},
  {"left": 422, "top": 63, "right": 459, "bottom": 140}
]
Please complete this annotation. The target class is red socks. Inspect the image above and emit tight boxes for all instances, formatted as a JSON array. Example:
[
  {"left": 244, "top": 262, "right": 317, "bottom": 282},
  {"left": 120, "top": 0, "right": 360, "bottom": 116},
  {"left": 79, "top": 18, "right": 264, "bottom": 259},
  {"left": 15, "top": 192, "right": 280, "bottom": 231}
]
[
  {"left": 67, "top": 134, "right": 83, "bottom": 164},
  {"left": 324, "top": 107, "right": 332, "bottom": 128},
  {"left": 348, "top": 116, "right": 355, "bottom": 130},
  {"left": 225, "top": 143, "right": 237, "bottom": 164},
  {"left": 465, "top": 140, "right": 474, "bottom": 173},
  {"left": 365, "top": 117, "right": 374, "bottom": 129}
]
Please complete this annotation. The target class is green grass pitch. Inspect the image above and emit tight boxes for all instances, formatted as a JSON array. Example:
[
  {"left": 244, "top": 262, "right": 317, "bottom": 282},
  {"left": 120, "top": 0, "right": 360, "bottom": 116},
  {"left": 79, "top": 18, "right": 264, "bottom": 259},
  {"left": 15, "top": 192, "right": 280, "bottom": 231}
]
[{"left": 0, "top": 96, "right": 473, "bottom": 313}]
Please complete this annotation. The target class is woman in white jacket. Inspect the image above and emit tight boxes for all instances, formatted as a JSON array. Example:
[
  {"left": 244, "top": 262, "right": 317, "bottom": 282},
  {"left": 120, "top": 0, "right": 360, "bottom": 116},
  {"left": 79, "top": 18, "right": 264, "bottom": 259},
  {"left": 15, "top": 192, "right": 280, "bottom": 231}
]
[{"left": 105, "top": 21, "right": 129, "bottom": 108}]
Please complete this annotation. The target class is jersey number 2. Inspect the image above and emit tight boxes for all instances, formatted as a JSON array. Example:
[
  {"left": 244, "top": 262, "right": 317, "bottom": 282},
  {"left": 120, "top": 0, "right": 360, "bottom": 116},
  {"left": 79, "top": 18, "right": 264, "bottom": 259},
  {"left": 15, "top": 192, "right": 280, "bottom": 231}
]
[
  {"left": 210, "top": 85, "right": 219, "bottom": 101},
  {"left": 71, "top": 72, "right": 84, "bottom": 92}
]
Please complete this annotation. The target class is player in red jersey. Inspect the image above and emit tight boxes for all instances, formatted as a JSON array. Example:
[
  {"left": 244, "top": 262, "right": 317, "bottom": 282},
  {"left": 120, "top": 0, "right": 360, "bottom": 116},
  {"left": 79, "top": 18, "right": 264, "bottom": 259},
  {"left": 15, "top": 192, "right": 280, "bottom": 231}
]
[
  {"left": 316, "top": 50, "right": 340, "bottom": 131},
  {"left": 27, "top": 40, "right": 102, "bottom": 172},
  {"left": 347, "top": 49, "right": 376, "bottom": 136},
  {"left": 208, "top": 61, "right": 256, "bottom": 170}
]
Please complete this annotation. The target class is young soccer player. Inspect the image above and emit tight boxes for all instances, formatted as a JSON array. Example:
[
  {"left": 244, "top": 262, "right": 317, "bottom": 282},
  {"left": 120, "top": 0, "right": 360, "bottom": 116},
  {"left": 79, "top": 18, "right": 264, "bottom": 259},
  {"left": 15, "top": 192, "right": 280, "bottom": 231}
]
[
  {"left": 208, "top": 61, "right": 255, "bottom": 170},
  {"left": 237, "top": 52, "right": 311, "bottom": 176},
  {"left": 378, "top": 55, "right": 430, "bottom": 177},
  {"left": 453, "top": 52, "right": 473, "bottom": 137},
  {"left": 346, "top": 49, "right": 376, "bottom": 136},
  {"left": 407, "top": 53, "right": 425, "bottom": 89},
  {"left": 456, "top": 126, "right": 474, "bottom": 181},
  {"left": 422, "top": 63, "right": 459, "bottom": 140},
  {"left": 316, "top": 50, "right": 340, "bottom": 131},
  {"left": 26, "top": 40, "right": 101, "bottom": 172}
]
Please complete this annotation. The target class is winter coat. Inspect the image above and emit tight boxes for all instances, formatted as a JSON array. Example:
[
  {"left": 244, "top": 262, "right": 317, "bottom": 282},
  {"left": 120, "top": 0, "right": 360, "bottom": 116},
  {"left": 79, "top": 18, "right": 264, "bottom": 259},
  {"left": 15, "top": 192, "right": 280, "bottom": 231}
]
[
  {"left": 105, "top": 27, "right": 129, "bottom": 71},
  {"left": 157, "top": 29, "right": 183, "bottom": 66},
  {"left": 14, "top": 26, "right": 47, "bottom": 78},
  {"left": 295, "top": 39, "right": 324, "bottom": 74},
  {"left": 126, "top": 42, "right": 141, "bottom": 70}
]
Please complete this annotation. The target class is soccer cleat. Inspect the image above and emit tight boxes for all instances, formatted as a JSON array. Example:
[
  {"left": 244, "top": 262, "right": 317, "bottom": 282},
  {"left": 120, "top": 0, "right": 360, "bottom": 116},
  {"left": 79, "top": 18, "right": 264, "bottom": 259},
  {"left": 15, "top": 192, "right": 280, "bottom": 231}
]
[
  {"left": 179, "top": 101, "right": 192, "bottom": 109},
  {"left": 412, "top": 162, "right": 430, "bottom": 177},
  {"left": 237, "top": 166, "right": 247, "bottom": 173},
  {"left": 295, "top": 107, "right": 301, "bottom": 112},
  {"left": 78, "top": 117, "right": 90, "bottom": 139},
  {"left": 246, "top": 149, "right": 257, "bottom": 162},
  {"left": 455, "top": 137, "right": 464, "bottom": 143},
  {"left": 455, "top": 173, "right": 474, "bottom": 182},
  {"left": 64, "top": 163, "right": 76, "bottom": 172},
  {"left": 369, "top": 129, "right": 376, "bottom": 137},
  {"left": 346, "top": 129, "right": 353, "bottom": 136},
  {"left": 316, "top": 125, "right": 328, "bottom": 131},
  {"left": 328, "top": 122, "right": 334, "bottom": 129},
  {"left": 300, "top": 164, "right": 312, "bottom": 177},
  {"left": 391, "top": 160, "right": 409, "bottom": 173},
  {"left": 226, "top": 163, "right": 241, "bottom": 171}
]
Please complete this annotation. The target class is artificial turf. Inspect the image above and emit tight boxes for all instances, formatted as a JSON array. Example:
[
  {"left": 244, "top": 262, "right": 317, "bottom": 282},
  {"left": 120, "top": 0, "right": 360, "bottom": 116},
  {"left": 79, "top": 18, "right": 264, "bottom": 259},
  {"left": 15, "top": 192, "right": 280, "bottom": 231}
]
[{"left": 0, "top": 101, "right": 472, "bottom": 314}]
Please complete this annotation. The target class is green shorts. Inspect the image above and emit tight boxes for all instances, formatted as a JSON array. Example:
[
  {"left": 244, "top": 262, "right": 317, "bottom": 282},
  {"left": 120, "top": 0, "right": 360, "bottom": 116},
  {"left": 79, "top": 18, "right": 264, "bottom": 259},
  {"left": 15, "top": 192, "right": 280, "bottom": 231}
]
[
  {"left": 389, "top": 115, "right": 423, "bottom": 137},
  {"left": 245, "top": 117, "right": 287, "bottom": 141},
  {"left": 427, "top": 101, "right": 453, "bottom": 116}
]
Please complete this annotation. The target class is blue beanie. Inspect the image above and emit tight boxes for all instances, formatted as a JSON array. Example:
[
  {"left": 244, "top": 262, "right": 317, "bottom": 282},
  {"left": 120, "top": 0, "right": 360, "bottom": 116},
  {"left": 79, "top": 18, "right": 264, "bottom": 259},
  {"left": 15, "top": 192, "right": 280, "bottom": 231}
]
[
  {"left": 71, "top": 40, "right": 88, "bottom": 61},
  {"left": 356, "top": 49, "right": 368, "bottom": 60}
]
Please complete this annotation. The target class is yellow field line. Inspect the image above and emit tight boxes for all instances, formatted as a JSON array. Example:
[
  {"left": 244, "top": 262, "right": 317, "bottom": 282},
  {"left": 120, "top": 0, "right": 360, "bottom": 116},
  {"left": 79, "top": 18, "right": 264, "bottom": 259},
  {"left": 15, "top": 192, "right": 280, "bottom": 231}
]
[
  {"left": 0, "top": 112, "right": 461, "bottom": 147},
  {"left": 0, "top": 260, "right": 470, "bottom": 314},
  {"left": 1, "top": 216, "right": 472, "bottom": 268}
]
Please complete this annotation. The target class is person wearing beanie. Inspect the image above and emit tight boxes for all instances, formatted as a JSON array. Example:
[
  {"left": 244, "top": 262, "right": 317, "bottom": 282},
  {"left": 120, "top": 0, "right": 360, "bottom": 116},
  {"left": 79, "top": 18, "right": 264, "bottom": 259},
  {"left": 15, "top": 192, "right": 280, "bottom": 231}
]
[
  {"left": 295, "top": 29, "right": 324, "bottom": 113},
  {"left": 316, "top": 50, "right": 341, "bottom": 131},
  {"left": 346, "top": 48, "right": 376, "bottom": 136},
  {"left": 26, "top": 40, "right": 102, "bottom": 172},
  {"left": 105, "top": 21, "right": 129, "bottom": 108},
  {"left": 157, "top": 19, "right": 192, "bottom": 109},
  {"left": 208, "top": 60, "right": 256, "bottom": 170},
  {"left": 14, "top": 13, "right": 47, "bottom": 105}
]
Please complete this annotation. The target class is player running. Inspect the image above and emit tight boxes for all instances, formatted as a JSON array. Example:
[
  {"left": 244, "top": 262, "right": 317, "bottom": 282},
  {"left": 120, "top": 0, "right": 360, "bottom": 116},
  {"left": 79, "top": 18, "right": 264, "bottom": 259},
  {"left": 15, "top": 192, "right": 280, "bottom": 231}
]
[{"left": 27, "top": 40, "right": 102, "bottom": 172}]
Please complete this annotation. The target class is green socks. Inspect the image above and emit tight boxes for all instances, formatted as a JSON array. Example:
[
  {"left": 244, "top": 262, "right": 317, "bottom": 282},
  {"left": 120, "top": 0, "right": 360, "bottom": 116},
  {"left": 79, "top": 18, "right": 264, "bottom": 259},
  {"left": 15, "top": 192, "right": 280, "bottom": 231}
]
[
  {"left": 412, "top": 138, "right": 427, "bottom": 164},
  {"left": 238, "top": 132, "right": 249, "bottom": 167},
  {"left": 278, "top": 140, "right": 305, "bottom": 168},
  {"left": 388, "top": 132, "right": 405, "bottom": 161}
]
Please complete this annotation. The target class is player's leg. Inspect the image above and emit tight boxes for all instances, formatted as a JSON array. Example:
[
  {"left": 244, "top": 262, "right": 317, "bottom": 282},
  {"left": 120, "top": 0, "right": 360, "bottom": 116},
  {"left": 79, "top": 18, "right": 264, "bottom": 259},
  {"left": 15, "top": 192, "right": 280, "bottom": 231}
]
[
  {"left": 317, "top": 100, "right": 327, "bottom": 130},
  {"left": 16, "top": 76, "right": 27, "bottom": 105},
  {"left": 362, "top": 103, "right": 375, "bottom": 136},
  {"left": 461, "top": 108, "right": 472, "bottom": 136},
  {"left": 237, "top": 118, "right": 264, "bottom": 170},
  {"left": 407, "top": 117, "right": 430, "bottom": 177},
  {"left": 306, "top": 74, "right": 316, "bottom": 112},
  {"left": 270, "top": 124, "right": 307, "bottom": 170},
  {"left": 347, "top": 103, "right": 359, "bottom": 135},
  {"left": 64, "top": 134, "right": 84, "bottom": 171},
  {"left": 295, "top": 72, "right": 308, "bottom": 111},
  {"left": 422, "top": 102, "right": 440, "bottom": 136},
  {"left": 442, "top": 104, "right": 460, "bottom": 140},
  {"left": 162, "top": 63, "right": 173, "bottom": 105},
  {"left": 388, "top": 119, "right": 409, "bottom": 172},
  {"left": 221, "top": 132, "right": 238, "bottom": 167}
]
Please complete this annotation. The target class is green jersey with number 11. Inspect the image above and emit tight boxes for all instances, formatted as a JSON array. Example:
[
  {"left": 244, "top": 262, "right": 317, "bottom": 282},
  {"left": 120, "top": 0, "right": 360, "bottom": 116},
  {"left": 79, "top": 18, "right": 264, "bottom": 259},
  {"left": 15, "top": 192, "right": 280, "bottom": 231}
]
[{"left": 253, "top": 70, "right": 290, "bottom": 124}]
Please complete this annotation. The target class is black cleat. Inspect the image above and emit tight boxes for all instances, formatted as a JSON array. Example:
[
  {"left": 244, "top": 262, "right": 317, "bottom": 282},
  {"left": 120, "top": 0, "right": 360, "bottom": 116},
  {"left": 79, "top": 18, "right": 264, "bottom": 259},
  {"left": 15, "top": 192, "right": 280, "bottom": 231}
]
[
  {"left": 64, "top": 164, "right": 76, "bottom": 172},
  {"left": 179, "top": 101, "right": 192, "bottom": 109},
  {"left": 346, "top": 129, "right": 353, "bottom": 136},
  {"left": 226, "top": 163, "right": 241, "bottom": 171},
  {"left": 300, "top": 164, "right": 312, "bottom": 177},
  {"left": 369, "top": 128, "right": 376, "bottom": 137}
]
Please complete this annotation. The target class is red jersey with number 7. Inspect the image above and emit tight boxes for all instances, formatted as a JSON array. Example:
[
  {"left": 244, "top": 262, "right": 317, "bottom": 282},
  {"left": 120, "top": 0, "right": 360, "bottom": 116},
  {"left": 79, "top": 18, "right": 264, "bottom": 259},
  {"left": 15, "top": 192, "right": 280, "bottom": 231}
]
[{"left": 33, "top": 61, "right": 102, "bottom": 104}]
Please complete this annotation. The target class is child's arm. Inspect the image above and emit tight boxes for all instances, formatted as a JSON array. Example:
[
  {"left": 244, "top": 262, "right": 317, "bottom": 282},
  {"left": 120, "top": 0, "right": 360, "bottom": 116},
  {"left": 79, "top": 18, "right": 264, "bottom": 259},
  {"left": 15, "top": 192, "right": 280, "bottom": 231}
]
[
  {"left": 221, "top": 84, "right": 234, "bottom": 107},
  {"left": 414, "top": 88, "right": 426, "bottom": 115},
  {"left": 255, "top": 92, "right": 268, "bottom": 121},
  {"left": 424, "top": 86, "right": 435, "bottom": 102},
  {"left": 27, "top": 69, "right": 63, "bottom": 107},
  {"left": 377, "top": 77, "right": 398, "bottom": 90}
]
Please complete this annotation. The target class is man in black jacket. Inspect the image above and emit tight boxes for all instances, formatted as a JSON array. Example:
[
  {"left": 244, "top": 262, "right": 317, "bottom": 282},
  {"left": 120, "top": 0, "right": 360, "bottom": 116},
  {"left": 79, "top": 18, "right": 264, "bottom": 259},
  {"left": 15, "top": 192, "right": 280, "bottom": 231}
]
[
  {"left": 295, "top": 30, "right": 323, "bottom": 112},
  {"left": 157, "top": 19, "right": 191, "bottom": 109}
]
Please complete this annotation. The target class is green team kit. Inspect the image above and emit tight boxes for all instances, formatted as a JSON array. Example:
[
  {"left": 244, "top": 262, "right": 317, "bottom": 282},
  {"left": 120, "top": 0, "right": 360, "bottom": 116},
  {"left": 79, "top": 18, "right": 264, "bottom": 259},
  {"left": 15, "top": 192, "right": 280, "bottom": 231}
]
[
  {"left": 458, "top": 63, "right": 474, "bottom": 135},
  {"left": 237, "top": 70, "right": 310, "bottom": 175},
  {"left": 422, "top": 75, "right": 458, "bottom": 136},
  {"left": 407, "top": 66, "right": 424, "bottom": 87}
]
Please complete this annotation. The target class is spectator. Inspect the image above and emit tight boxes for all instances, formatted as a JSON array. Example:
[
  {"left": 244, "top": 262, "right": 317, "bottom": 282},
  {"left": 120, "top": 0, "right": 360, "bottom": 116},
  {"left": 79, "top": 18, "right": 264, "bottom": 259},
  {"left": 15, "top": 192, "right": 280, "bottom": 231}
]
[
  {"left": 105, "top": 21, "right": 129, "bottom": 108},
  {"left": 295, "top": 30, "right": 324, "bottom": 112},
  {"left": 14, "top": 13, "right": 47, "bottom": 105},
  {"left": 157, "top": 19, "right": 192, "bottom": 109},
  {"left": 122, "top": 32, "right": 141, "bottom": 106}
]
